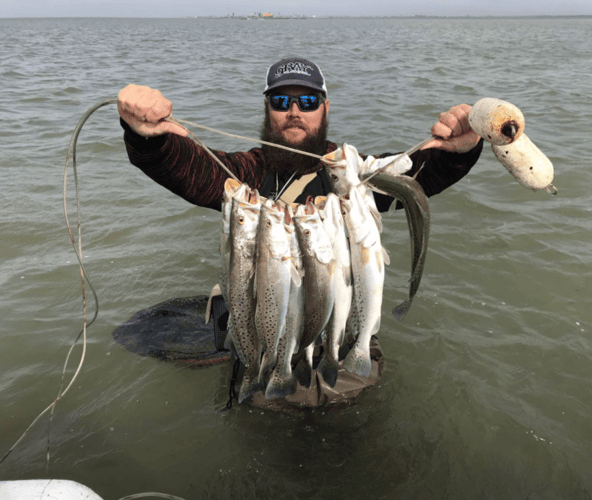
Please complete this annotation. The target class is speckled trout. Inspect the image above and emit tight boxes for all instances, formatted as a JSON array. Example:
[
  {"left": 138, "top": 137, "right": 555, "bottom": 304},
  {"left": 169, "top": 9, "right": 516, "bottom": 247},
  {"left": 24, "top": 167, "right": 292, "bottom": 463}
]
[
  {"left": 265, "top": 205, "right": 305, "bottom": 400},
  {"left": 315, "top": 194, "right": 353, "bottom": 388},
  {"left": 255, "top": 199, "right": 299, "bottom": 385},
  {"left": 293, "top": 199, "right": 336, "bottom": 387},
  {"left": 220, "top": 181, "right": 245, "bottom": 298},
  {"left": 225, "top": 178, "right": 263, "bottom": 403},
  {"left": 340, "top": 186, "right": 387, "bottom": 378}
]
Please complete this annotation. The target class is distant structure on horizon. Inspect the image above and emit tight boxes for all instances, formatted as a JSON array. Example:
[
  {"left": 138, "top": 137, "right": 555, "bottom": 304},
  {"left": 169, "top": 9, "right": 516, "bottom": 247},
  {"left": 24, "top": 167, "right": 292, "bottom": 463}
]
[
  {"left": 225, "top": 12, "right": 315, "bottom": 19},
  {"left": 248, "top": 12, "right": 274, "bottom": 19}
]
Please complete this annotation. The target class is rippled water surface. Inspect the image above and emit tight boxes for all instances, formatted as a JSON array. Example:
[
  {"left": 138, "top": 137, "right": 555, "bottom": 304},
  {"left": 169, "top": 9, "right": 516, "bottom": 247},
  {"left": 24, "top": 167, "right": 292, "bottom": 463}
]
[{"left": 1, "top": 16, "right": 592, "bottom": 499}]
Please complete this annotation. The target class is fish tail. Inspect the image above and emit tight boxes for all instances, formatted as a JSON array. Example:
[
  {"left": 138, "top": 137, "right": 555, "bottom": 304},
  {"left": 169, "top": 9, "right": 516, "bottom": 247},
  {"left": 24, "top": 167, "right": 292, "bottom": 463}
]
[
  {"left": 293, "top": 356, "right": 313, "bottom": 388},
  {"left": 238, "top": 367, "right": 264, "bottom": 404},
  {"left": 343, "top": 342, "right": 372, "bottom": 378},
  {"left": 265, "top": 369, "right": 298, "bottom": 400},
  {"left": 392, "top": 299, "right": 411, "bottom": 322},
  {"left": 317, "top": 355, "right": 339, "bottom": 388},
  {"left": 258, "top": 351, "right": 277, "bottom": 384}
]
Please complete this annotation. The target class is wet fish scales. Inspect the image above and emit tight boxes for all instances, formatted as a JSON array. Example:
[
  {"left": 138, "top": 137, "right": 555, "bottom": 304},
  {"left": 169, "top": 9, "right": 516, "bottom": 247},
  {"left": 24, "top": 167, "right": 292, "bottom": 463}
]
[
  {"left": 265, "top": 206, "right": 305, "bottom": 400},
  {"left": 340, "top": 186, "right": 386, "bottom": 378},
  {"left": 315, "top": 194, "right": 353, "bottom": 388},
  {"left": 293, "top": 201, "right": 336, "bottom": 352},
  {"left": 365, "top": 172, "right": 430, "bottom": 320},
  {"left": 254, "top": 199, "right": 294, "bottom": 385},
  {"left": 225, "top": 179, "right": 264, "bottom": 403},
  {"left": 292, "top": 201, "right": 336, "bottom": 388}
]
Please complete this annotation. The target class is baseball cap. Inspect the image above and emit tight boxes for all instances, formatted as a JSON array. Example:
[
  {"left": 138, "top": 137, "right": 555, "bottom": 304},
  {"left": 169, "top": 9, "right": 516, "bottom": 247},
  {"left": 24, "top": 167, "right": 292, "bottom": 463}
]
[{"left": 263, "top": 57, "right": 327, "bottom": 96}]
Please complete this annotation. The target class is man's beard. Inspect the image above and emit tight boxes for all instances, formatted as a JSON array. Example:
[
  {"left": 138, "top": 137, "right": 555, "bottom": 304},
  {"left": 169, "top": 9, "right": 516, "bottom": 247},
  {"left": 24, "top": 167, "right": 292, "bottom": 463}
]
[{"left": 260, "top": 105, "right": 328, "bottom": 176}]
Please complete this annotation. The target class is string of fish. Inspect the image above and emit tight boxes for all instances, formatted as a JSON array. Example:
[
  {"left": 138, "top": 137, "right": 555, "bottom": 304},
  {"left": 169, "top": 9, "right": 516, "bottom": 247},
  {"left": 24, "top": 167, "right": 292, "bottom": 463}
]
[
  {"left": 210, "top": 144, "right": 423, "bottom": 404},
  {"left": 165, "top": 117, "right": 431, "bottom": 405},
  {"left": 1, "top": 99, "right": 427, "bottom": 471}
]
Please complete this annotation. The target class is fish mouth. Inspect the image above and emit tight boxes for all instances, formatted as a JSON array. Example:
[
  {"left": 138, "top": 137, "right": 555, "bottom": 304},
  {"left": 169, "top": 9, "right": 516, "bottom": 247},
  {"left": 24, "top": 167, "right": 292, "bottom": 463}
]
[
  {"left": 224, "top": 178, "right": 261, "bottom": 206},
  {"left": 314, "top": 196, "right": 327, "bottom": 210},
  {"left": 247, "top": 190, "right": 260, "bottom": 205},
  {"left": 224, "top": 178, "right": 242, "bottom": 194}
]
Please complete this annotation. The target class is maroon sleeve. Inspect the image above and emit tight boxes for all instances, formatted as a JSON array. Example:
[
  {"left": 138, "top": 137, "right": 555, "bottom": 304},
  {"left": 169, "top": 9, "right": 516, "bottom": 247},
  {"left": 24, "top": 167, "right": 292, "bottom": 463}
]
[{"left": 121, "top": 119, "right": 268, "bottom": 211}]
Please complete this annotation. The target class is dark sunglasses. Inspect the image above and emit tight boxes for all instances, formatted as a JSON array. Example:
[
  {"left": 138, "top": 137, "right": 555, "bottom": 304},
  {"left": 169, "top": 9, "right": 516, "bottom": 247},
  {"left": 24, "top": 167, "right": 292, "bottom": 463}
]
[{"left": 267, "top": 94, "right": 325, "bottom": 112}]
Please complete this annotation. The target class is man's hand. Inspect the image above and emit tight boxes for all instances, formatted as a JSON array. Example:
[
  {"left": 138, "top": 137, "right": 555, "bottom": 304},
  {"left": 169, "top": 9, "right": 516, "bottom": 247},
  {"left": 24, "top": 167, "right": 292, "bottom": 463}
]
[
  {"left": 117, "top": 84, "right": 188, "bottom": 138},
  {"left": 421, "top": 104, "right": 481, "bottom": 153}
]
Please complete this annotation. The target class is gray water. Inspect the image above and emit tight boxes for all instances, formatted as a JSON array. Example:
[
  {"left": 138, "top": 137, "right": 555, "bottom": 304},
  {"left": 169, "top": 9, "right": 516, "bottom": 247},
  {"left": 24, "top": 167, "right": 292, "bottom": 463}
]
[{"left": 1, "top": 16, "right": 592, "bottom": 499}]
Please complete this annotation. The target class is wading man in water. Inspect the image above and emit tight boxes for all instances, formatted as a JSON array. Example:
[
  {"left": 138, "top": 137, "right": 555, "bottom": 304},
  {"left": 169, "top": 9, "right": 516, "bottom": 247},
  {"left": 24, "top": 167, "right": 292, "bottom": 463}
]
[{"left": 117, "top": 57, "right": 483, "bottom": 406}]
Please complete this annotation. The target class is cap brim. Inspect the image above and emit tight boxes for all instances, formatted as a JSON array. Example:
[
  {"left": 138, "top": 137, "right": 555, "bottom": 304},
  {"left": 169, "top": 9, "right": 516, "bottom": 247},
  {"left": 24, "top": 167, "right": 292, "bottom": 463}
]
[{"left": 264, "top": 79, "right": 326, "bottom": 95}]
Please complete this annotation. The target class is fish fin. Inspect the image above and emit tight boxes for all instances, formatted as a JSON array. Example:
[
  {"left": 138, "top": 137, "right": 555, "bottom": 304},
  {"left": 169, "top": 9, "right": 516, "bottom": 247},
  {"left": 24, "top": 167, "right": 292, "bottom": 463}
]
[
  {"left": 342, "top": 264, "right": 353, "bottom": 288},
  {"left": 293, "top": 356, "right": 313, "bottom": 389},
  {"left": 342, "top": 343, "right": 372, "bottom": 378},
  {"left": 338, "top": 325, "right": 347, "bottom": 346},
  {"left": 252, "top": 267, "right": 258, "bottom": 299},
  {"left": 314, "top": 333, "right": 324, "bottom": 346},
  {"left": 258, "top": 351, "right": 277, "bottom": 384},
  {"left": 382, "top": 247, "right": 390, "bottom": 266},
  {"left": 290, "top": 263, "right": 302, "bottom": 288},
  {"left": 362, "top": 232, "right": 380, "bottom": 249},
  {"left": 238, "top": 367, "right": 264, "bottom": 404},
  {"left": 371, "top": 317, "right": 381, "bottom": 336},
  {"left": 392, "top": 299, "right": 412, "bottom": 322},
  {"left": 369, "top": 206, "right": 383, "bottom": 233},
  {"left": 224, "top": 237, "right": 232, "bottom": 260},
  {"left": 265, "top": 373, "right": 298, "bottom": 400},
  {"left": 314, "top": 247, "right": 334, "bottom": 265},
  {"left": 317, "top": 355, "right": 339, "bottom": 388}
]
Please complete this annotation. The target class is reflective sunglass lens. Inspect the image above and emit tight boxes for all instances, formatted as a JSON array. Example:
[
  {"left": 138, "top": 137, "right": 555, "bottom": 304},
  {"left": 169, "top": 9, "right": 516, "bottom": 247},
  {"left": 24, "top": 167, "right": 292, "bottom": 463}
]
[
  {"left": 268, "top": 95, "right": 322, "bottom": 111},
  {"left": 270, "top": 96, "right": 290, "bottom": 110},
  {"left": 299, "top": 96, "right": 318, "bottom": 110}
]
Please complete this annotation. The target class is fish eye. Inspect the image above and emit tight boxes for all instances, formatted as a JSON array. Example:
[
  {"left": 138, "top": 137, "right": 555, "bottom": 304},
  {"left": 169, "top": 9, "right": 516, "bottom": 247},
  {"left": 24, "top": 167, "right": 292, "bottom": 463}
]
[
  {"left": 266, "top": 220, "right": 272, "bottom": 227},
  {"left": 304, "top": 229, "right": 311, "bottom": 236},
  {"left": 331, "top": 174, "right": 338, "bottom": 181},
  {"left": 238, "top": 216, "right": 245, "bottom": 225}
]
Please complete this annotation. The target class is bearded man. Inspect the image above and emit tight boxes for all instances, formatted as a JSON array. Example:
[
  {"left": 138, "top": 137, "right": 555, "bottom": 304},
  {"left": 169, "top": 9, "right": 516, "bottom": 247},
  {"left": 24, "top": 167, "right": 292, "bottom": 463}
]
[
  {"left": 118, "top": 57, "right": 482, "bottom": 210},
  {"left": 117, "top": 57, "right": 483, "bottom": 407}
]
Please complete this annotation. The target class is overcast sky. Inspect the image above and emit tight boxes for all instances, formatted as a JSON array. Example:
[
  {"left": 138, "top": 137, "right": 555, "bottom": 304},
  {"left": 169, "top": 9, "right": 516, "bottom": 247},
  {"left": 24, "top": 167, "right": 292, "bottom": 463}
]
[{"left": 2, "top": 0, "right": 592, "bottom": 18}]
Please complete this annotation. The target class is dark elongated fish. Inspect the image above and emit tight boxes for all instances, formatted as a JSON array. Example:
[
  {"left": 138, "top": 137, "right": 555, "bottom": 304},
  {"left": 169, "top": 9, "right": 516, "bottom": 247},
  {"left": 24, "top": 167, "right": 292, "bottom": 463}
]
[{"left": 365, "top": 172, "right": 430, "bottom": 321}]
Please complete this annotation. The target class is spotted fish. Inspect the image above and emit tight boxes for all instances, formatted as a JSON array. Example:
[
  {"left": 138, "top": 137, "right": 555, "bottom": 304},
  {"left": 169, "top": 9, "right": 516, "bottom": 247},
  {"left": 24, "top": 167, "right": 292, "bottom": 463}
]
[
  {"left": 225, "top": 178, "right": 263, "bottom": 403},
  {"left": 340, "top": 186, "right": 388, "bottom": 378},
  {"left": 255, "top": 199, "right": 298, "bottom": 385},
  {"left": 265, "top": 205, "right": 305, "bottom": 400},
  {"left": 315, "top": 194, "right": 353, "bottom": 388},
  {"left": 292, "top": 199, "right": 336, "bottom": 387}
]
